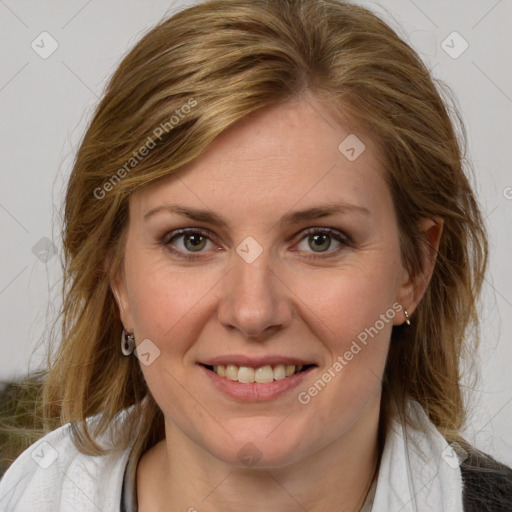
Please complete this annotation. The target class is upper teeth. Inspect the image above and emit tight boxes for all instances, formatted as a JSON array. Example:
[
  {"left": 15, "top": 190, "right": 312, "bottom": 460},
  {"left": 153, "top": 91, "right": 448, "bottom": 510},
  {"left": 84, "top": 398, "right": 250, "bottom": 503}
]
[{"left": 212, "top": 364, "right": 304, "bottom": 383}]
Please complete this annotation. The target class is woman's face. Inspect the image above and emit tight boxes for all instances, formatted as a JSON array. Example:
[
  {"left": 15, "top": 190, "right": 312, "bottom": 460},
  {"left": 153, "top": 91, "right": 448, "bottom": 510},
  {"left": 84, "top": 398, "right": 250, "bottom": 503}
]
[{"left": 113, "top": 96, "right": 416, "bottom": 468}]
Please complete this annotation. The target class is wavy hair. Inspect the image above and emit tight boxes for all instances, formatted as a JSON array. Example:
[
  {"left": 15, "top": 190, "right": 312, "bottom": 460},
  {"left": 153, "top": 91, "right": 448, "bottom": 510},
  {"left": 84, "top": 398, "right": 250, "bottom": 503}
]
[{"left": 40, "top": 0, "right": 487, "bottom": 467}]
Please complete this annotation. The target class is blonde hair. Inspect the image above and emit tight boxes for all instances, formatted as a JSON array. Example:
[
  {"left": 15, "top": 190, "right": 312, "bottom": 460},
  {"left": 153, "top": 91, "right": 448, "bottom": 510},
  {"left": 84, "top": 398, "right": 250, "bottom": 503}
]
[{"left": 41, "top": 0, "right": 487, "bottom": 464}]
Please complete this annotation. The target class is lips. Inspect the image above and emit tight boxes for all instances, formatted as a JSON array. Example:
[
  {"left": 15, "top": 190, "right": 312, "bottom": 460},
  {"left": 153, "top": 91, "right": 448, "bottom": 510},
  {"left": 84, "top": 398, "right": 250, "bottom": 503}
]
[
  {"left": 199, "top": 362, "right": 317, "bottom": 402},
  {"left": 199, "top": 355, "right": 317, "bottom": 385}
]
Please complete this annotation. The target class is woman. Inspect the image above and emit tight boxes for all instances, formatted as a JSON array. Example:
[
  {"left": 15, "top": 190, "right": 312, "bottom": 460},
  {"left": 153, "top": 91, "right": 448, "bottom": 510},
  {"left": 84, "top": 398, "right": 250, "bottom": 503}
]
[{"left": 1, "top": 0, "right": 511, "bottom": 510}]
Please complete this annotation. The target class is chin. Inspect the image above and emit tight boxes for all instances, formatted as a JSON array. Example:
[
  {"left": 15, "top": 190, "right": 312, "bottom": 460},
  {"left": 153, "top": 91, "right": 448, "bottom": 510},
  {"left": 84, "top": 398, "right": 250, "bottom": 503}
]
[{"left": 205, "top": 424, "right": 313, "bottom": 470}]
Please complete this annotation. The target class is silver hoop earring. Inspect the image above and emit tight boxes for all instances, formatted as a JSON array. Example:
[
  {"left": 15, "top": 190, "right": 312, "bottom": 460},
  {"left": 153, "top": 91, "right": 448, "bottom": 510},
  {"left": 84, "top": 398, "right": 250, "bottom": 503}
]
[
  {"left": 121, "top": 328, "right": 135, "bottom": 356},
  {"left": 404, "top": 310, "right": 411, "bottom": 326}
]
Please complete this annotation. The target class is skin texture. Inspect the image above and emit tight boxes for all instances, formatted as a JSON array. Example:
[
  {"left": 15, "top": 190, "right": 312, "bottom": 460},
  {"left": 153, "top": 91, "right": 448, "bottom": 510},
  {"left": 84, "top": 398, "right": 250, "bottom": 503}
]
[{"left": 111, "top": 95, "right": 442, "bottom": 512}]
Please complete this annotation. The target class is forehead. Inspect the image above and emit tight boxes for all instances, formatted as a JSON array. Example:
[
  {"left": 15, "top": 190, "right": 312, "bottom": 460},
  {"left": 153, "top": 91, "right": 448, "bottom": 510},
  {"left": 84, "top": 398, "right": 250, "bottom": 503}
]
[{"left": 130, "top": 97, "right": 390, "bottom": 223}]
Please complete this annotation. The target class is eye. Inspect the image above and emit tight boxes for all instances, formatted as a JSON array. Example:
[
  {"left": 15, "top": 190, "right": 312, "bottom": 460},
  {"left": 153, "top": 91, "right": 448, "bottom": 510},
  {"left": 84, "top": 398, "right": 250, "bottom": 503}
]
[
  {"left": 294, "top": 227, "right": 349, "bottom": 258},
  {"left": 162, "top": 228, "right": 216, "bottom": 257},
  {"left": 161, "top": 226, "right": 350, "bottom": 260}
]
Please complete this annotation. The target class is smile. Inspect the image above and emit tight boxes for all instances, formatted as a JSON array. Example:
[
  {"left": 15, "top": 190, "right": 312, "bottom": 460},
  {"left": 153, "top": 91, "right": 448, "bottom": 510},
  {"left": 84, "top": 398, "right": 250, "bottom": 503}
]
[
  {"left": 200, "top": 362, "right": 317, "bottom": 402},
  {"left": 204, "top": 363, "right": 313, "bottom": 383}
]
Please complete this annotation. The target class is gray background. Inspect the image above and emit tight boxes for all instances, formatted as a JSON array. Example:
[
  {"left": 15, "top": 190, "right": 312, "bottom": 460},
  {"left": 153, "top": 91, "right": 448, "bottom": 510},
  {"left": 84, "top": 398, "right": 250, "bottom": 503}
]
[{"left": 1, "top": 0, "right": 511, "bottom": 465}]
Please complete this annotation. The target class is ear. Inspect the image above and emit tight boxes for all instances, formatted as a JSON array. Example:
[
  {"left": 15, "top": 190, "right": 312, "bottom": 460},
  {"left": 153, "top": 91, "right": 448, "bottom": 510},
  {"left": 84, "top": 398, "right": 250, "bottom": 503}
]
[
  {"left": 395, "top": 217, "right": 444, "bottom": 324},
  {"left": 105, "top": 255, "right": 134, "bottom": 332}
]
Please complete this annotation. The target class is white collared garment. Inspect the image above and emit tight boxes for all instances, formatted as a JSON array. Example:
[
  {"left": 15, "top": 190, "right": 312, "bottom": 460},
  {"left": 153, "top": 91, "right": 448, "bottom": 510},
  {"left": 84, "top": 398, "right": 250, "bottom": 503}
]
[
  {"left": 0, "top": 399, "right": 464, "bottom": 512},
  {"left": 370, "top": 400, "right": 464, "bottom": 511}
]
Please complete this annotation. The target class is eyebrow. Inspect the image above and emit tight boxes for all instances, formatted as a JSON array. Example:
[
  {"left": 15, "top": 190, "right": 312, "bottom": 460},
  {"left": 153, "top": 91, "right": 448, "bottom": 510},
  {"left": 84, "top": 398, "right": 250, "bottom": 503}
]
[{"left": 143, "top": 201, "right": 371, "bottom": 227}]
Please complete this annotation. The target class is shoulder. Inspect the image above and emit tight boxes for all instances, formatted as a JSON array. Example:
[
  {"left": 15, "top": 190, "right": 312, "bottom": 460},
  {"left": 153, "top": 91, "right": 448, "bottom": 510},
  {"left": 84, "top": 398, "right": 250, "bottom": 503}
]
[
  {"left": 0, "top": 412, "right": 134, "bottom": 512},
  {"left": 460, "top": 444, "right": 512, "bottom": 512}
]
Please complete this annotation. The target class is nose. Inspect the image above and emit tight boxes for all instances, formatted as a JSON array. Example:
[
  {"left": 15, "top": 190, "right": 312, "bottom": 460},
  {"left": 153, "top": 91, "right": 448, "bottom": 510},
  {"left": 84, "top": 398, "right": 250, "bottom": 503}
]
[{"left": 216, "top": 249, "right": 293, "bottom": 341}]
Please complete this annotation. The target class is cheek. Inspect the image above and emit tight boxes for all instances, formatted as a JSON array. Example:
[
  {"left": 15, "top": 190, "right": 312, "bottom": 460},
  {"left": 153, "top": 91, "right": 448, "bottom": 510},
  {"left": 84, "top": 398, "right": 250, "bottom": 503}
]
[
  {"left": 125, "top": 248, "right": 201, "bottom": 338},
  {"left": 124, "top": 255, "right": 214, "bottom": 429},
  {"left": 288, "top": 252, "right": 401, "bottom": 406},
  {"left": 294, "top": 258, "right": 400, "bottom": 348},
  {"left": 293, "top": 274, "right": 395, "bottom": 434}
]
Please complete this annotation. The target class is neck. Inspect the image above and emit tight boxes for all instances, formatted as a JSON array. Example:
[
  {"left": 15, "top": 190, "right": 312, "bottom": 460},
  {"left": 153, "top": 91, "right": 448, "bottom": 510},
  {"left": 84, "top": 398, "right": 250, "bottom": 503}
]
[{"left": 136, "top": 394, "right": 383, "bottom": 512}]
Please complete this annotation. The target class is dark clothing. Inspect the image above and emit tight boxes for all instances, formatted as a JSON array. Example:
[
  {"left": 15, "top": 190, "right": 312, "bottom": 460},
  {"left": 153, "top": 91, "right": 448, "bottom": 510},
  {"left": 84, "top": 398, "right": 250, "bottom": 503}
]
[{"left": 461, "top": 448, "right": 512, "bottom": 511}]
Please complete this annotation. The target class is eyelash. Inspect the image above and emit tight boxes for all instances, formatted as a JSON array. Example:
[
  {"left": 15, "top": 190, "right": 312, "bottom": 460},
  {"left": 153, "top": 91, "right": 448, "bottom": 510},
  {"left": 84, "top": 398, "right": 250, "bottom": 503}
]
[{"left": 161, "top": 227, "right": 351, "bottom": 261}]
